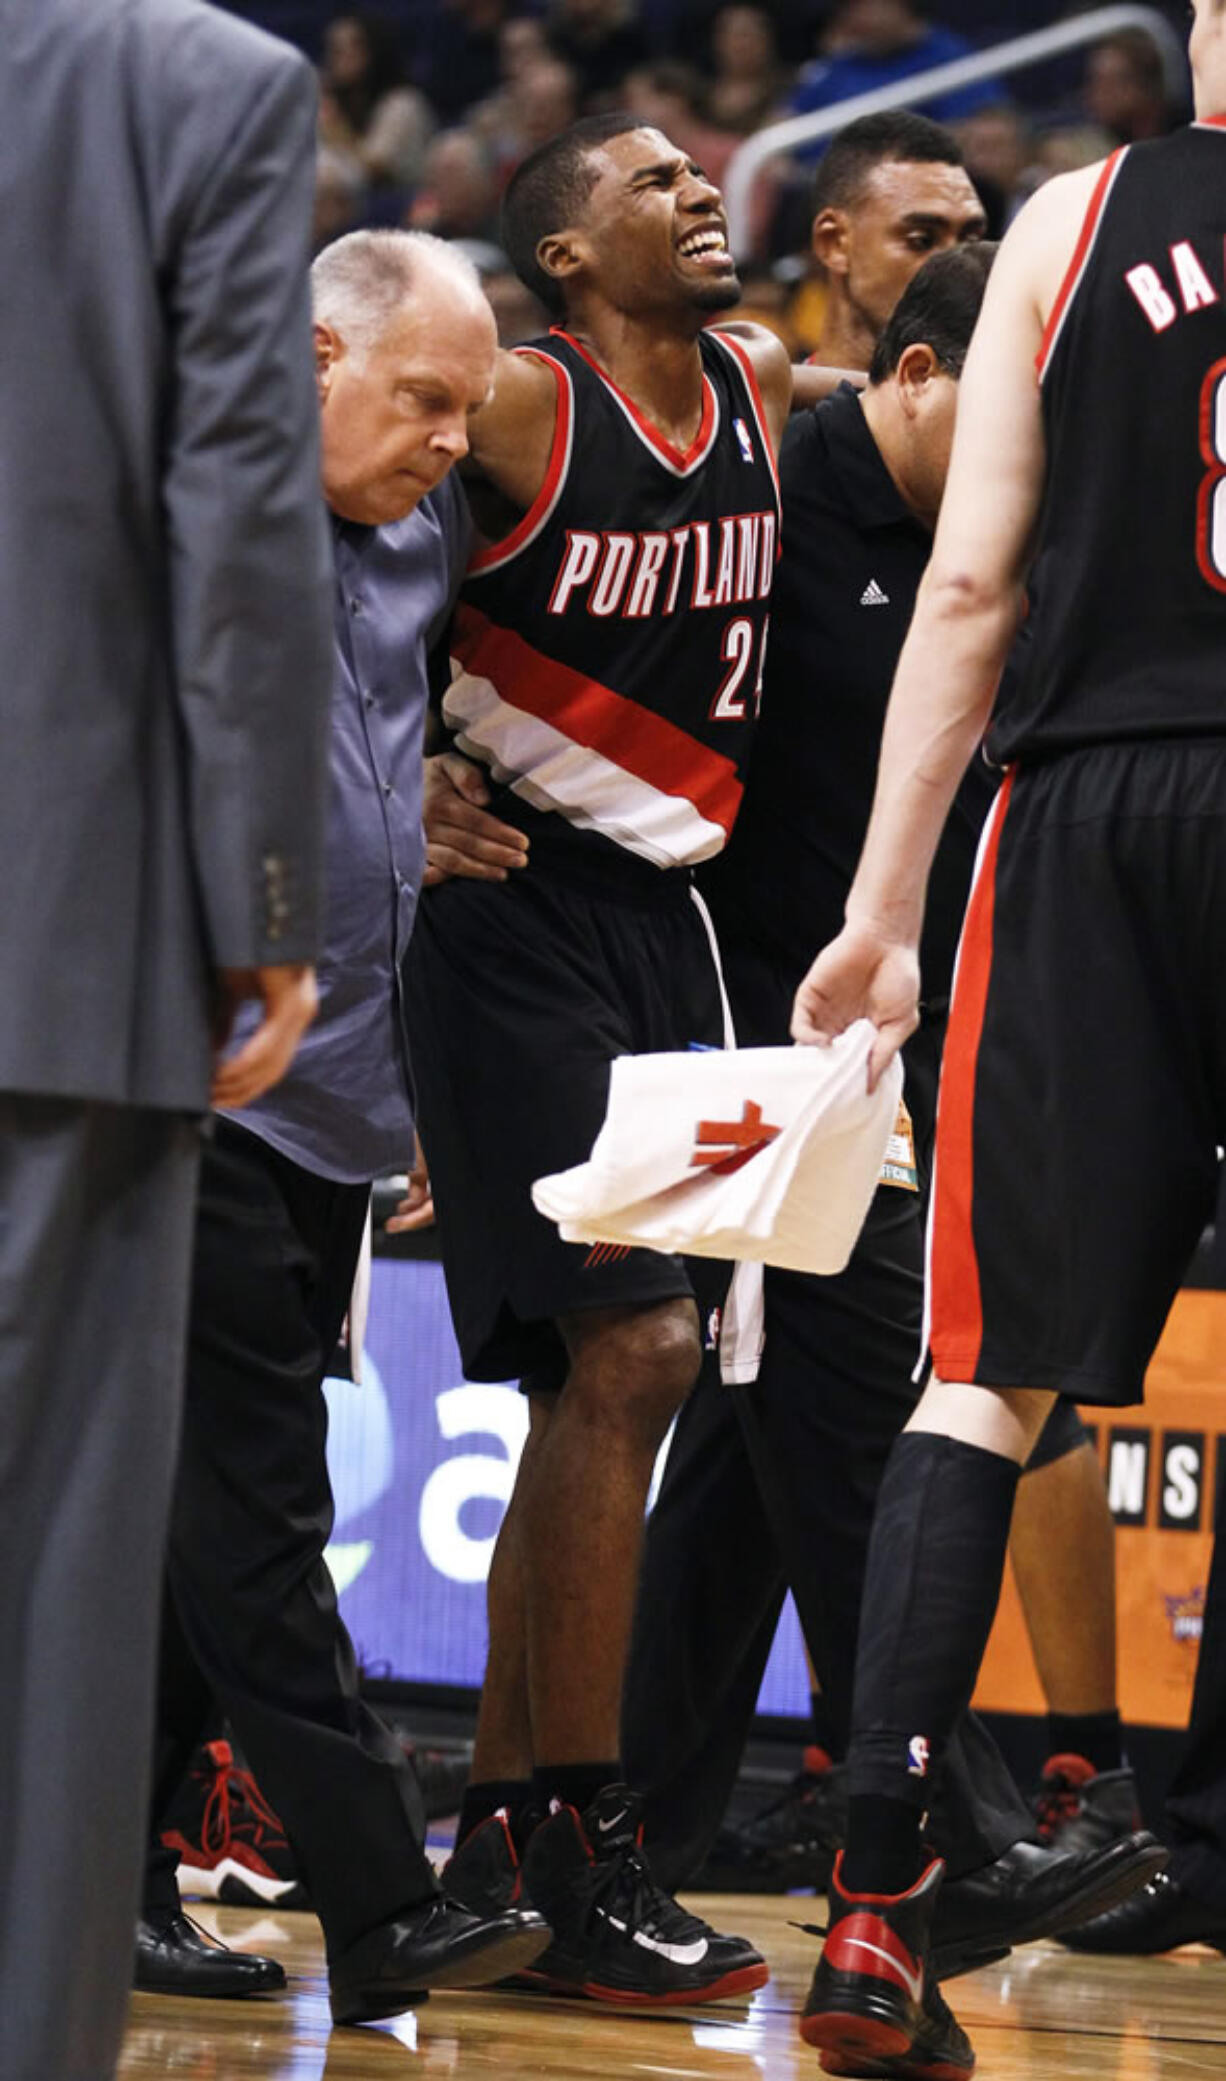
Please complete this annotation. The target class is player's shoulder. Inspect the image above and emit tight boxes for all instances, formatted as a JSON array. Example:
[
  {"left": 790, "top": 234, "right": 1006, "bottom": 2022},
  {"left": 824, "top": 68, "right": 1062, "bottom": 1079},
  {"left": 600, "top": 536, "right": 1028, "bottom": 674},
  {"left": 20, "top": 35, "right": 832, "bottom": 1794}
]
[
  {"left": 708, "top": 321, "right": 792, "bottom": 396},
  {"left": 489, "top": 337, "right": 569, "bottom": 410},
  {"left": 981, "top": 158, "right": 1121, "bottom": 332},
  {"left": 707, "top": 322, "right": 792, "bottom": 454},
  {"left": 1003, "top": 157, "right": 1121, "bottom": 271}
]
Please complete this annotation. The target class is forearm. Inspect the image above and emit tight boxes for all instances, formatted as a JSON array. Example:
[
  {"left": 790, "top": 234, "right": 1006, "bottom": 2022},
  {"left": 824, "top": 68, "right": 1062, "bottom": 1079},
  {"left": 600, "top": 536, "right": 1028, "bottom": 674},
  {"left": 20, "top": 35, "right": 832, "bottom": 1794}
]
[
  {"left": 789, "top": 361, "right": 866, "bottom": 409},
  {"left": 847, "top": 571, "right": 1023, "bottom": 945}
]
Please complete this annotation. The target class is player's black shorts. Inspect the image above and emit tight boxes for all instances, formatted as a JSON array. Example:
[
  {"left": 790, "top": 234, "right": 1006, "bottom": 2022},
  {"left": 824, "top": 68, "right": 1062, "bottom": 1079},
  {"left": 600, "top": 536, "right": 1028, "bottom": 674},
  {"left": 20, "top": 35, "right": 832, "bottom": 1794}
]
[
  {"left": 404, "top": 863, "right": 726, "bottom": 1383},
  {"left": 928, "top": 738, "right": 1226, "bottom": 1407}
]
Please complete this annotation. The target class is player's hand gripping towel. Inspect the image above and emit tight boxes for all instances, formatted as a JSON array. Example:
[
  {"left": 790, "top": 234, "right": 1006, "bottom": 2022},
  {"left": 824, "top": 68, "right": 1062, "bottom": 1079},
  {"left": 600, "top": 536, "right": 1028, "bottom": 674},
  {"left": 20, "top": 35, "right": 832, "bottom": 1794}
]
[{"left": 531, "top": 1027, "right": 902, "bottom": 1276}]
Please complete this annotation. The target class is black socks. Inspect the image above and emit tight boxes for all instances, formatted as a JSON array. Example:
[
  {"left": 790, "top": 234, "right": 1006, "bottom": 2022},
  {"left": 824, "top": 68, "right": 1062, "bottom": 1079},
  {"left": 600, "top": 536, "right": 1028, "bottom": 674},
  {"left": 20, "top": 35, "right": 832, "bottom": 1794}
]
[
  {"left": 456, "top": 1778, "right": 537, "bottom": 1855},
  {"left": 844, "top": 1430, "right": 1023, "bottom": 1895},
  {"left": 842, "top": 1796, "right": 930, "bottom": 1897},
  {"left": 1046, "top": 1710, "right": 1124, "bottom": 1775},
  {"left": 459, "top": 1763, "right": 627, "bottom": 1856},
  {"left": 532, "top": 1760, "right": 622, "bottom": 1822}
]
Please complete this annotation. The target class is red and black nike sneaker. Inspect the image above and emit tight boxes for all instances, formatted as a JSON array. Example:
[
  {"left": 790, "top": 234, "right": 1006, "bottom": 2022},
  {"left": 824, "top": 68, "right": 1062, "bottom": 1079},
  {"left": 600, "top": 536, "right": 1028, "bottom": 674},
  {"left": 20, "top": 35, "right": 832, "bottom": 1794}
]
[
  {"left": 518, "top": 1784, "right": 769, "bottom": 2006},
  {"left": 816, "top": 1979, "right": 975, "bottom": 2081},
  {"left": 162, "top": 1740, "right": 307, "bottom": 1911},
  {"left": 800, "top": 1852, "right": 974, "bottom": 2079}
]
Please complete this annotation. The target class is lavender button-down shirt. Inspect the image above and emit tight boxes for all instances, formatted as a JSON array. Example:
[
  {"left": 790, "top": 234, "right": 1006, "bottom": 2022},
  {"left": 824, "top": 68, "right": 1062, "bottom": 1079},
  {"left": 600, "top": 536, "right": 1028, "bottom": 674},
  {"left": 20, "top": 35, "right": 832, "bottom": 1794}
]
[{"left": 227, "top": 473, "right": 470, "bottom": 1182}]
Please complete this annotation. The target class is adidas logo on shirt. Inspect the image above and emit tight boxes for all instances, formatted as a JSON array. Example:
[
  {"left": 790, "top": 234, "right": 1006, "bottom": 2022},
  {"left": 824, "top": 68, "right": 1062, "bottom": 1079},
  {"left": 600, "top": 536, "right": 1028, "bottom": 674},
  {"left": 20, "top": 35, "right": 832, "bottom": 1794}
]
[{"left": 860, "top": 578, "right": 890, "bottom": 607}]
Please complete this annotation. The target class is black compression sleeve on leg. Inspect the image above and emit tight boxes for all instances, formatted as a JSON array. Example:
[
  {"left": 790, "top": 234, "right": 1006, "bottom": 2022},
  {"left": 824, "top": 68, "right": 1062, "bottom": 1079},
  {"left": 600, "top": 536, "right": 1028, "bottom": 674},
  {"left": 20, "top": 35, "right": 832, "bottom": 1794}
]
[
  {"left": 848, "top": 1432, "right": 1022, "bottom": 1824},
  {"left": 457, "top": 1779, "right": 536, "bottom": 1851}
]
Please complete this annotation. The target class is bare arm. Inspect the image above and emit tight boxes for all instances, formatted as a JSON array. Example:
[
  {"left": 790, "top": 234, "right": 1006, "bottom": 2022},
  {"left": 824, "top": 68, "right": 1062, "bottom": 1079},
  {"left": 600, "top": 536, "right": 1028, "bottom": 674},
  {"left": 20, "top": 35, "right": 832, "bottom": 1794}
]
[
  {"left": 789, "top": 361, "right": 867, "bottom": 409},
  {"left": 465, "top": 344, "right": 561, "bottom": 513},
  {"left": 790, "top": 171, "right": 1101, "bottom": 1079}
]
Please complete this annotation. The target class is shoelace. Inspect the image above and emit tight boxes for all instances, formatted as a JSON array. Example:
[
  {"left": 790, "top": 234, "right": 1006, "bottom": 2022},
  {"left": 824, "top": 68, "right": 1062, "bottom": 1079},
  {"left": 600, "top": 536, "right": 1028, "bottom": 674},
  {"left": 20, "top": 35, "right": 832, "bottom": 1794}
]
[
  {"left": 582, "top": 1840, "right": 709, "bottom": 1950},
  {"left": 197, "top": 1745, "right": 289, "bottom": 1858},
  {"left": 182, "top": 1909, "right": 231, "bottom": 1953},
  {"left": 148, "top": 1909, "right": 232, "bottom": 1954},
  {"left": 1034, "top": 1773, "right": 1084, "bottom": 1843}
]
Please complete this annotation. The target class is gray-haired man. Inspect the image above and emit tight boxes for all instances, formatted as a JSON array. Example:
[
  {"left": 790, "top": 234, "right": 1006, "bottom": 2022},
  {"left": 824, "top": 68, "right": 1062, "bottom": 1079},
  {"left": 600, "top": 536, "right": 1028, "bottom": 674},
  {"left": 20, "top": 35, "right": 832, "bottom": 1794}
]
[{"left": 135, "top": 231, "right": 546, "bottom": 2030}]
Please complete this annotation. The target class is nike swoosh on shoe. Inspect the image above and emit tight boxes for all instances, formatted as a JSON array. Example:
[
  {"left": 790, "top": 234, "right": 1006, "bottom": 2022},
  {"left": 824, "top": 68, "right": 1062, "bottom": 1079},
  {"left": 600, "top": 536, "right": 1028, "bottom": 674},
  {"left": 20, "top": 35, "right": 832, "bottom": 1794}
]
[
  {"left": 600, "top": 1912, "right": 710, "bottom": 1966},
  {"left": 842, "top": 1935, "right": 923, "bottom": 2003}
]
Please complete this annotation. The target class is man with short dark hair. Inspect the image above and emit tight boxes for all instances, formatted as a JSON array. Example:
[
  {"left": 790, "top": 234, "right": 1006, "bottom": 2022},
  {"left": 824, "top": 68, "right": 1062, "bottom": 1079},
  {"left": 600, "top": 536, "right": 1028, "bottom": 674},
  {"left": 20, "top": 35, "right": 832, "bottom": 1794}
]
[
  {"left": 807, "top": 111, "right": 987, "bottom": 369},
  {"left": 406, "top": 111, "right": 794, "bottom": 2004}
]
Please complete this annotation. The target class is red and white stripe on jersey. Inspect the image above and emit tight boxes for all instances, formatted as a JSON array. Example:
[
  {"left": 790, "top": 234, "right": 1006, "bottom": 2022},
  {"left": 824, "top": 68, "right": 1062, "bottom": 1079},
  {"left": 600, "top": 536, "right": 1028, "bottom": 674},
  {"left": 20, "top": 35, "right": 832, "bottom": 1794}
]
[
  {"left": 922, "top": 769, "right": 1015, "bottom": 1382},
  {"left": 445, "top": 604, "right": 743, "bottom": 868},
  {"left": 1036, "top": 149, "right": 1127, "bottom": 382},
  {"left": 468, "top": 350, "right": 575, "bottom": 576},
  {"left": 708, "top": 328, "right": 782, "bottom": 515}
]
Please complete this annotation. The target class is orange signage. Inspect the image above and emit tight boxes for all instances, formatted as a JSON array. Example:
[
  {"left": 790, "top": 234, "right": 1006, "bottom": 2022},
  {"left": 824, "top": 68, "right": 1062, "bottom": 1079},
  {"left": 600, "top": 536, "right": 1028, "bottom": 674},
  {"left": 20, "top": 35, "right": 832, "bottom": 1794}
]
[{"left": 973, "top": 1289, "right": 1226, "bottom": 1729}]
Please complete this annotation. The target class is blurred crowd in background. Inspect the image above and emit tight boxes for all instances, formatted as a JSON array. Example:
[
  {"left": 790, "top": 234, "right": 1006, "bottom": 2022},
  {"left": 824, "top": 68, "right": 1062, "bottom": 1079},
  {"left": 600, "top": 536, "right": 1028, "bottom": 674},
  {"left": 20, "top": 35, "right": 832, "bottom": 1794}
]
[{"left": 232, "top": 0, "right": 1190, "bottom": 352}]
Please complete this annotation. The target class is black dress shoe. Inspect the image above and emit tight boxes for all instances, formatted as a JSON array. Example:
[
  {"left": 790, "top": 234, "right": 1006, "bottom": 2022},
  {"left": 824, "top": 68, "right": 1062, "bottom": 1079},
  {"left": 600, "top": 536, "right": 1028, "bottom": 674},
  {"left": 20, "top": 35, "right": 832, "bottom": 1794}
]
[
  {"left": 931, "top": 1830, "right": 1168, "bottom": 1979},
  {"left": 134, "top": 1912, "right": 286, "bottom": 1997},
  {"left": 328, "top": 1892, "right": 549, "bottom": 2026},
  {"left": 1059, "top": 1867, "right": 1226, "bottom": 1955}
]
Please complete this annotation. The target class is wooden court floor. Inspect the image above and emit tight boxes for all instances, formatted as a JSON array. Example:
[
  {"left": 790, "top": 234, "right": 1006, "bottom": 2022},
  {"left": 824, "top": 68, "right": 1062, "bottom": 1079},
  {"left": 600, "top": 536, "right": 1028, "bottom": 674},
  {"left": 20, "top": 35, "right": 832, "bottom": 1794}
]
[{"left": 117, "top": 1894, "right": 1226, "bottom": 2079}]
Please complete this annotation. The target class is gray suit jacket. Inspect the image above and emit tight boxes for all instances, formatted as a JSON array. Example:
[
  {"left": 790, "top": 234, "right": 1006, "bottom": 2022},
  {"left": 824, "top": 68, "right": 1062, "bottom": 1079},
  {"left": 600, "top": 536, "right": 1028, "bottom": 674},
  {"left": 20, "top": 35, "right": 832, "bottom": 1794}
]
[{"left": 0, "top": 0, "right": 333, "bottom": 1110}]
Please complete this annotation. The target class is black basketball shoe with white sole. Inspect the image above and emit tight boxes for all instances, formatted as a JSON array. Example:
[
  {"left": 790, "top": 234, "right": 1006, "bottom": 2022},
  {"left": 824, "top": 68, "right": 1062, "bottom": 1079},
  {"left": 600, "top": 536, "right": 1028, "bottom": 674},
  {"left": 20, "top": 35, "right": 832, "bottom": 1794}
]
[{"left": 518, "top": 1784, "right": 769, "bottom": 2006}]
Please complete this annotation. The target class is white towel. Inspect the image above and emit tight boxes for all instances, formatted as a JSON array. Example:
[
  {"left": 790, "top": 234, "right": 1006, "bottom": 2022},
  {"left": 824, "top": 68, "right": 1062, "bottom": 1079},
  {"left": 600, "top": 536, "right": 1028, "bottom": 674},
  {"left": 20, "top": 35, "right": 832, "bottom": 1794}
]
[{"left": 532, "top": 1025, "right": 902, "bottom": 1279}]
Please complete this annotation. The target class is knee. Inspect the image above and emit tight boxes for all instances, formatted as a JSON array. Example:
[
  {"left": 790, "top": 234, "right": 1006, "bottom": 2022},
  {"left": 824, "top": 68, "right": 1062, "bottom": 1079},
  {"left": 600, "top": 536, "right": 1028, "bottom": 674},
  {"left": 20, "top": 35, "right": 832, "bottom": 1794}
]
[{"left": 563, "top": 1303, "right": 702, "bottom": 1440}]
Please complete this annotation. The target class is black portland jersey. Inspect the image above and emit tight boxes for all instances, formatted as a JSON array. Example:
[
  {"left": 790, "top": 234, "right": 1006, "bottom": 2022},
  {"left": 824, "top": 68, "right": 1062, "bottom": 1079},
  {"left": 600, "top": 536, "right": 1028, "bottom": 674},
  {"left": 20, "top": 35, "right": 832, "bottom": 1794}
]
[
  {"left": 989, "top": 123, "right": 1226, "bottom": 766},
  {"left": 446, "top": 326, "right": 780, "bottom": 872}
]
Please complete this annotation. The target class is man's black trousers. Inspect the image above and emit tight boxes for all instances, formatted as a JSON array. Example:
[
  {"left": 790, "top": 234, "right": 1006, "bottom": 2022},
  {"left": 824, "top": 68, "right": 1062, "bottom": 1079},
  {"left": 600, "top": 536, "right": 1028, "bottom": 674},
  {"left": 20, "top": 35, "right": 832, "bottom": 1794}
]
[{"left": 145, "top": 1117, "right": 437, "bottom": 1958}]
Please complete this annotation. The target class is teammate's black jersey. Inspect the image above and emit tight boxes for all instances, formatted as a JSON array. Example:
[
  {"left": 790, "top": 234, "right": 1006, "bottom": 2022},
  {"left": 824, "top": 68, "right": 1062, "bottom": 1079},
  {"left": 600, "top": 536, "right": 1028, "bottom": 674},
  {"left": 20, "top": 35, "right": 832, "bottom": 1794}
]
[
  {"left": 988, "top": 123, "right": 1226, "bottom": 765},
  {"left": 445, "top": 326, "right": 781, "bottom": 875}
]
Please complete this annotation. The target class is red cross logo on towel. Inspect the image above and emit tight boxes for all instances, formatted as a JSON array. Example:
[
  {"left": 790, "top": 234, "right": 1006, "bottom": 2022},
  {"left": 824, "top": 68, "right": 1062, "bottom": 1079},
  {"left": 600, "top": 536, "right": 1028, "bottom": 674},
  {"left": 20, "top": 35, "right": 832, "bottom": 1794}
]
[{"left": 690, "top": 1100, "right": 782, "bottom": 1177}]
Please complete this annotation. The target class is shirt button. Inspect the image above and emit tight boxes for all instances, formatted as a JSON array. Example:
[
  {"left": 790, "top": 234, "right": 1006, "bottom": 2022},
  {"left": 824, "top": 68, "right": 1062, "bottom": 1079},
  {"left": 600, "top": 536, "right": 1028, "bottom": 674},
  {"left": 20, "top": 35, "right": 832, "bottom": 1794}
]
[
  {"left": 364, "top": 693, "right": 375, "bottom": 709},
  {"left": 383, "top": 780, "right": 393, "bottom": 796},
  {"left": 349, "top": 597, "right": 363, "bottom": 617}
]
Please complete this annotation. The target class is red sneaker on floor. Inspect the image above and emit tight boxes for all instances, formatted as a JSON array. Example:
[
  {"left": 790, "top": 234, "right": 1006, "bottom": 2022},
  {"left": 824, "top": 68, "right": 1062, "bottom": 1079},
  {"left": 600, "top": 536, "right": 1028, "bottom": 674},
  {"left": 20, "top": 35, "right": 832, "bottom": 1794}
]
[
  {"left": 162, "top": 1739, "right": 308, "bottom": 1910},
  {"left": 800, "top": 1852, "right": 974, "bottom": 2079}
]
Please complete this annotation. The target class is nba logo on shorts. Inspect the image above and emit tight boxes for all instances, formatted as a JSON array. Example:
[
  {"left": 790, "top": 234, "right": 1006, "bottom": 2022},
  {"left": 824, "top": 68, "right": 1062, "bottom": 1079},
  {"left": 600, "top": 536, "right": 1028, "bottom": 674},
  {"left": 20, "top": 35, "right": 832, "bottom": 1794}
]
[
  {"left": 734, "top": 417, "right": 754, "bottom": 464},
  {"left": 705, "top": 1305, "right": 723, "bottom": 1352},
  {"left": 907, "top": 1735, "right": 931, "bottom": 1779}
]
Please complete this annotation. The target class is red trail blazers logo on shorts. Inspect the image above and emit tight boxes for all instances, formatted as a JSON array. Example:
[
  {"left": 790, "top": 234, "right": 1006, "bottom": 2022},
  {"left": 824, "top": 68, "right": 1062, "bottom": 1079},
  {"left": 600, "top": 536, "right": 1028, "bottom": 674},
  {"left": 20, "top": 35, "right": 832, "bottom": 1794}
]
[{"left": 689, "top": 1100, "right": 781, "bottom": 1177}]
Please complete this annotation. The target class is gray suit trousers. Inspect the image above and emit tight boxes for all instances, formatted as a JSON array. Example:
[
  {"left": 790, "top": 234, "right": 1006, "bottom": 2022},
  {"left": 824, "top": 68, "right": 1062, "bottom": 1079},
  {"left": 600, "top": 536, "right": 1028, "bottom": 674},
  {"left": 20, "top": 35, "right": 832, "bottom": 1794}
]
[{"left": 0, "top": 1096, "right": 200, "bottom": 2081}]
